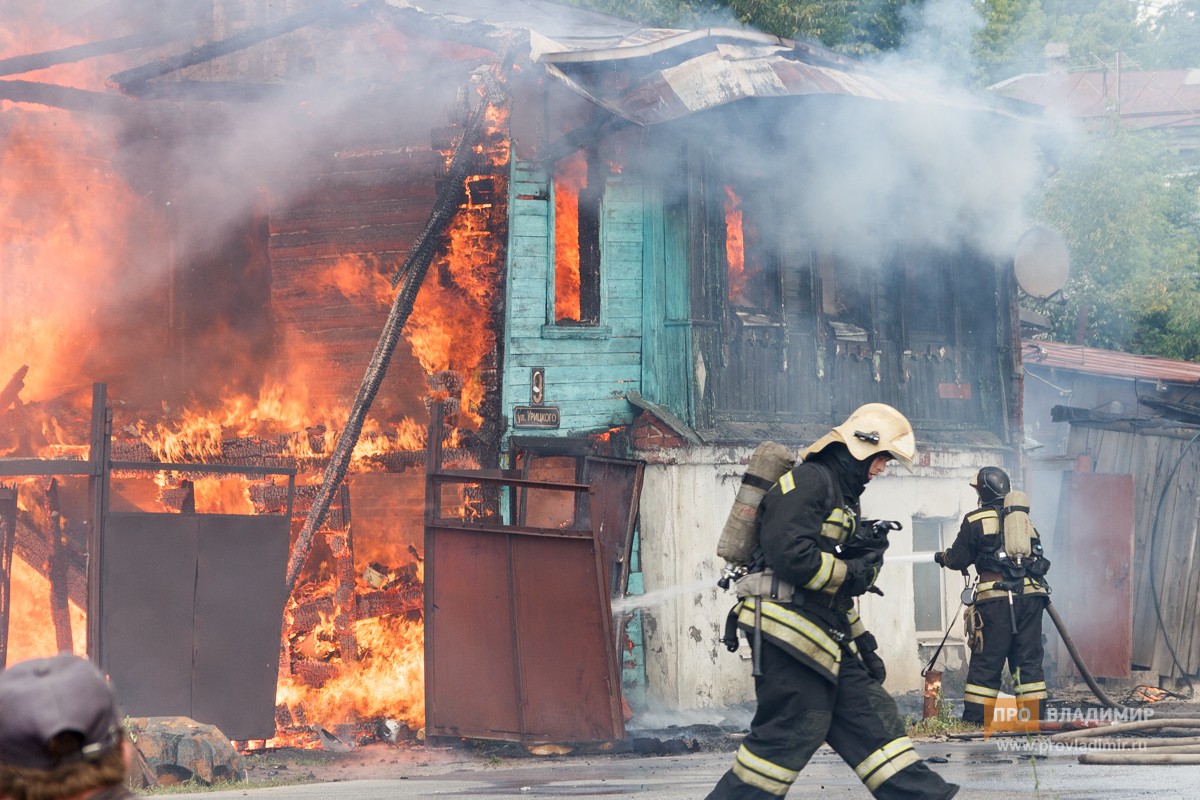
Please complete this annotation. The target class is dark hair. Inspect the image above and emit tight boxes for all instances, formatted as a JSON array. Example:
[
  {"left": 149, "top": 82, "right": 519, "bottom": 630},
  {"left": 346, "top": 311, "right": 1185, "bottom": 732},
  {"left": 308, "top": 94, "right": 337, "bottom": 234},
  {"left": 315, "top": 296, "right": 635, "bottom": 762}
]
[{"left": 0, "top": 730, "right": 128, "bottom": 800}]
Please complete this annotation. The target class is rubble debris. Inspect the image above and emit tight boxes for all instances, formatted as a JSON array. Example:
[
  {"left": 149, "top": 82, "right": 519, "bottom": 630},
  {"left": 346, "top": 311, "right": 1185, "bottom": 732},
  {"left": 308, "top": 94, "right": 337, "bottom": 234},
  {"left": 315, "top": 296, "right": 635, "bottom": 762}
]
[{"left": 127, "top": 716, "right": 248, "bottom": 786}]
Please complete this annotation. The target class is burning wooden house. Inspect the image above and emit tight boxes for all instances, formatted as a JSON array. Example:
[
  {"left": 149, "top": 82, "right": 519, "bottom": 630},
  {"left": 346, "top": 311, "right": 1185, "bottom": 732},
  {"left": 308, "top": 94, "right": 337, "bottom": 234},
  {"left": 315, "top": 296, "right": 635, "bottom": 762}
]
[{"left": 1, "top": 0, "right": 1053, "bottom": 746}]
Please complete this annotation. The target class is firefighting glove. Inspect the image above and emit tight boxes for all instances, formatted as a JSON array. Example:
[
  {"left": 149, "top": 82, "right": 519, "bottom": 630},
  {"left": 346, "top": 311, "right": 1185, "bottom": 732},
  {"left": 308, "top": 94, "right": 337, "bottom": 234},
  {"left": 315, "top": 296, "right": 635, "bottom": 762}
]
[
  {"left": 856, "top": 632, "right": 886, "bottom": 683},
  {"left": 934, "top": 551, "right": 945, "bottom": 567},
  {"left": 840, "top": 550, "right": 884, "bottom": 597}
]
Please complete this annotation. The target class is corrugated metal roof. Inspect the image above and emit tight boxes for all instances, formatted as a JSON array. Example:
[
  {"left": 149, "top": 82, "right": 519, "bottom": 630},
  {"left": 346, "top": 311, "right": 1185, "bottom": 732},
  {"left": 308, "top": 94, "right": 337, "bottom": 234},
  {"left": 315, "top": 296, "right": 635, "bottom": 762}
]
[
  {"left": 385, "top": 1, "right": 1033, "bottom": 126},
  {"left": 536, "top": 31, "right": 1026, "bottom": 125},
  {"left": 991, "top": 68, "right": 1200, "bottom": 131},
  {"left": 1023, "top": 339, "right": 1200, "bottom": 384}
]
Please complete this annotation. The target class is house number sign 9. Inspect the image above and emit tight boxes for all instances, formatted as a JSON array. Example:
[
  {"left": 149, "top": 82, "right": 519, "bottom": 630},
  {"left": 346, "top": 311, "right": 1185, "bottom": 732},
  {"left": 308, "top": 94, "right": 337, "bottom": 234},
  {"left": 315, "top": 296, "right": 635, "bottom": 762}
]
[{"left": 514, "top": 367, "right": 560, "bottom": 429}]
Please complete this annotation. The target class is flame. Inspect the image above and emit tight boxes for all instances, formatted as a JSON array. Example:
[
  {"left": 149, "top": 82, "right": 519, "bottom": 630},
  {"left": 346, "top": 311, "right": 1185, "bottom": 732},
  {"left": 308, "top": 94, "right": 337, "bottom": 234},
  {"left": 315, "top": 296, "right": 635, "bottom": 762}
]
[
  {"left": 2, "top": 30, "right": 512, "bottom": 744},
  {"left": 3, "top": 555, "right": 87, "bottom": 664},
  {"left": 404, "top": 104, "right": 509, "bottom": 431},
  {"left": 725, "top": 185, "right": 748, "bottom": 304},
  {"left": 0, "top": 110, "right": 146, "bottom": 404},
  {"left": 274, "top": 614, "right": 425, "bottom": 742},
  {"left": 553, "top": 151, "right": 586, "bottom": 323}
]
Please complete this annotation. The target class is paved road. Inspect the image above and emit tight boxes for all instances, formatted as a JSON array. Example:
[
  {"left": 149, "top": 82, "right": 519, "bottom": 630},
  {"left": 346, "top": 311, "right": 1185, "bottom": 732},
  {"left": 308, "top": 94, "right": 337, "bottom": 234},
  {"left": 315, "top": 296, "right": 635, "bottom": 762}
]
[{"left": 165, "top": 738, "right": 1197, "bottom": 800}]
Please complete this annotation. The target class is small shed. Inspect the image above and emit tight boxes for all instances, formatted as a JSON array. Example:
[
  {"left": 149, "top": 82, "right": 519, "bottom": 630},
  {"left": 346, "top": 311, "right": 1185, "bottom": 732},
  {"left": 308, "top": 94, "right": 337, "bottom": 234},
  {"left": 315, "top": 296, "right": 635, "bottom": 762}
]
[{"left": 1024, "top": 338, "right": 1200, "bottom": 686}]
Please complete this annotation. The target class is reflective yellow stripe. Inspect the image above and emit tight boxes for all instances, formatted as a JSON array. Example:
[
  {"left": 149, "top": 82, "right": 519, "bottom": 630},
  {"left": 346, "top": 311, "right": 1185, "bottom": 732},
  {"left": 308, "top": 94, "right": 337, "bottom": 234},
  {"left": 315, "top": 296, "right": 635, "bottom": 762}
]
[
  {"left": 1015, "top": 681, "right": 1047, "bottom": 699},
  {"left": 967, "top": 508, "right": 1000, "bottom": 535},
  {"left": 822, "top": 508, "right": 852, "bottom": 543},
  {"left": 730, "top": 744, "right": 798, "bottom": 796},
  {"left": 779, "top": 472, "right": 795, "bottom": 494},
  {"left": 855, "top": 737, "right": 920, "bottom": 792},
  {"left": 847, "top": 610, "right": 866, "bottom": 640},
  {"left": 802, "top": 552, "right": 836, "bottom": 591},
  {"left": 821, "top": 558, "right": 848, "bottom": 595},
  {"left": 964, "top": 683, "right": 999, "bottom": 703},
  {"left": 737, "top": 598, "right": 842, "bottom": 679}
]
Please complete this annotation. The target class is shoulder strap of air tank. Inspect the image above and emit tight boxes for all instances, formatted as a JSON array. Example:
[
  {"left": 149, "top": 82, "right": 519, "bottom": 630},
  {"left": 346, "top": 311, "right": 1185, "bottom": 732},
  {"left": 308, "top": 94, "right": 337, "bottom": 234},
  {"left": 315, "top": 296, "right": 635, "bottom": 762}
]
[{"left": 800, "top": 461, "right": 838, "bottom": 515}]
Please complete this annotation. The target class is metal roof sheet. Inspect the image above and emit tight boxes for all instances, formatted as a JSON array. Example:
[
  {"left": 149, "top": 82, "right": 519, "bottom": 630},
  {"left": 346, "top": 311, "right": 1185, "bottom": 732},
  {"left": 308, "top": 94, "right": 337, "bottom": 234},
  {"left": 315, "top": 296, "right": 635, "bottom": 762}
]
[
  {"left": 991, "top": 68, "right": 1200, "bottom": 131},
  {"left": 1023, "top": 339, "right": 1200, "bottom": 384}
]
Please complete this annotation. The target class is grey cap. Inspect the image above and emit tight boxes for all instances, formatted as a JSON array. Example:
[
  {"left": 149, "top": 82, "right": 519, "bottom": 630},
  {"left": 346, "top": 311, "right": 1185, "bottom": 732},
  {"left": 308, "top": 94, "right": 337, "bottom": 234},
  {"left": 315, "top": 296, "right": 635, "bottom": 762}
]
[{"left": 0, "top": 653, "right": 122, "bottom": 769}]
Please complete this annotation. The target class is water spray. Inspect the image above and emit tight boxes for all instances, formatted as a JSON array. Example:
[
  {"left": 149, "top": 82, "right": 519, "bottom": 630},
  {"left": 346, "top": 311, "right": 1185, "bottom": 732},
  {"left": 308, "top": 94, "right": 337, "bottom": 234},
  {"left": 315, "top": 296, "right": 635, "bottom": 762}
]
[{"left": 884, "top": 551, "right": 938, "bottom": 564}]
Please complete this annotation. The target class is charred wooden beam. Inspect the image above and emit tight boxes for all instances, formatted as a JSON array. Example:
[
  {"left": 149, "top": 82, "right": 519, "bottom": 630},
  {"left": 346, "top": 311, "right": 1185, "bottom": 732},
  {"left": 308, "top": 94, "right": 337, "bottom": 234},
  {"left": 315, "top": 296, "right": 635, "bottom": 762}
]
[
  {"left": 109, "top": 2, "right": 366, "bottom": 94},
  {"left": 46, "top": 479, "right": 73, "bottom": 655},
  {"left": 0, "top": 485, "right": 16, "bottom": 669},
  {"left": 0, "top": 29, "right": 191, "bottom": 78},
  {"left": 0, "top": 366, "right": 27, "bottom": 413},
  {"left": 287, "top": 583, "right": 422, "bottom": 635},
  {"left": 291, "top": 659, "right": 339, "bottom": 688},
  {"left": 0, "top": 80, "right": 132, "bottom": 114},
  {"left": 329, "top": 496, "right": 358, "bottom": 662},
  {"left": 284, "top": 59, "right": 513, "bottom": 598},
  {"left": 14, "top": 514, "right": 88, "bottom": 609}
]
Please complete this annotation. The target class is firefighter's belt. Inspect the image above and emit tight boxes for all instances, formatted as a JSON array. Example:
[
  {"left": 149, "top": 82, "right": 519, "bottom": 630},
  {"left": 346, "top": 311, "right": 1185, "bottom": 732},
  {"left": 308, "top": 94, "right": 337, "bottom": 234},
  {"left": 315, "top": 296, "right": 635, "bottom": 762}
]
[
  {"left": 734, "top": 569, "right": 794, "bottom": 603},
  {"left": 735, "top": 571, "right": 859, "bottom": 612},
  {"left": 975, "top": 577, "right": 1047, "bottom": 602},
  {"left": 735, "top": 597, "right": 843, "bottom": 681}
]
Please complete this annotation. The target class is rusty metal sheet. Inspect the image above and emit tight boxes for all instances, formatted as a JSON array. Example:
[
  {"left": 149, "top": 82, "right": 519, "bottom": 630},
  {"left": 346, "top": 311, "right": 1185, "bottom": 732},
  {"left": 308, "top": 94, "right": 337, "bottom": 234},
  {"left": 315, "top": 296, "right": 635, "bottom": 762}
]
[
  {"left": 100, "top": 512, "right": 289, "bottom": 739},
  {"left": 584, "top": 457, "right": 644, "bottom": 596},
  {"left": 1057, "top": 472, "right": 1134, "bottom": 678},
  {"left": 425, "top": 518, "right": 624, "bottom": 743}
]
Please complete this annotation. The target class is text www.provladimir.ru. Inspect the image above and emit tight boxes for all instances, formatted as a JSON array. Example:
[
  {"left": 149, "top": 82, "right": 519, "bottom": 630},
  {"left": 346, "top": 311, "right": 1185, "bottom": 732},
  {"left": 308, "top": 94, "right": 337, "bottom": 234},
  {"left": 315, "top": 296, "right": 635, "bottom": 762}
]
[{"left": 993, "top": 738, "right": 1150, "bottom": 756}]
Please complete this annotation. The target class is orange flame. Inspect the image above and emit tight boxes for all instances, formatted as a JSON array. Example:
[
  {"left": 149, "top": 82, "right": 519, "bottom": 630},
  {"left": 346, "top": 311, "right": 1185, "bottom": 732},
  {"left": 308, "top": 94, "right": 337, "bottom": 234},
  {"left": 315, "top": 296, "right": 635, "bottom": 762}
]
[
  {"left": 553, "top": 151, "right": 586, "bottom": 323},
  {"left": 725, "top": 185, "right": 748, "bottom": 304}
]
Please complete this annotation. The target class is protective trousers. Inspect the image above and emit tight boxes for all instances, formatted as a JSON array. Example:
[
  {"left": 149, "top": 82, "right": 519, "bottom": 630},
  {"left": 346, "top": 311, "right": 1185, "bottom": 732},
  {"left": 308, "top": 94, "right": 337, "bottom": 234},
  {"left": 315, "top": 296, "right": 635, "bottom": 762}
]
[
  {"left": 706, "top": 640, "right": 958, "bottom": 800},
  {"left": 962, "top": 594, "right": 1048, "bottom": 724}
]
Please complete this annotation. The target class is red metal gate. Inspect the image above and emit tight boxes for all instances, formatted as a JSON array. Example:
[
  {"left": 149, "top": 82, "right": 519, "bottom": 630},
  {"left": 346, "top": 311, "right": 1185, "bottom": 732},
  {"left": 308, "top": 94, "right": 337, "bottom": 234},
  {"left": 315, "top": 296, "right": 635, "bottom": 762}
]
[{"left": 423, "top": 412, "right": 624, "bottom": 743}]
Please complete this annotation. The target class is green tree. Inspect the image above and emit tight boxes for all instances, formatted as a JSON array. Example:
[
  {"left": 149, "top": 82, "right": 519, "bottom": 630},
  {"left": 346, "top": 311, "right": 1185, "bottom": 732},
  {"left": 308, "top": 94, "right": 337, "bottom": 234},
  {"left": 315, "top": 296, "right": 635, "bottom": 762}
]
[
  {"left": 1027, "top": 123, "right": 1200, "bottom": 357},
  {"left": 1144, "top": 0, "right": 1200, "bottom": 68},
  {"left": 556, "top": 0, "right": 925, "bottom": 52},
  {"left": 974, "top": 0, "right": 1154, "bottom": 85}
]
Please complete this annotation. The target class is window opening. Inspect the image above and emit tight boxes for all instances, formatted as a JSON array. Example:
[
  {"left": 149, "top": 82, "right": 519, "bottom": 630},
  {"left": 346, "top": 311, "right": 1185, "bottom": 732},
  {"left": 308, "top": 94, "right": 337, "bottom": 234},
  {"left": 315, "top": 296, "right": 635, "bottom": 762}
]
[
  {"left": 912, "top": 517, "right": 950, "bottom": 634},
  {"left": 553, "top": 149, "right": 600, "bottom": 325},
  {"left": 723, "top": 182, "right": 780, "bottom": 315}
]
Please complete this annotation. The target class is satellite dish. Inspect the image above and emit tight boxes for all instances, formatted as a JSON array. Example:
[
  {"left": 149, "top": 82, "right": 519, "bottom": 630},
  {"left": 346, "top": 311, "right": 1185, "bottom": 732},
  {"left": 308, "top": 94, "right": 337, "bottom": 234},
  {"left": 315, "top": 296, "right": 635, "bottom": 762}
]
[{"left": 1014, "top": 227, "right": 1070, "bottom": 299}]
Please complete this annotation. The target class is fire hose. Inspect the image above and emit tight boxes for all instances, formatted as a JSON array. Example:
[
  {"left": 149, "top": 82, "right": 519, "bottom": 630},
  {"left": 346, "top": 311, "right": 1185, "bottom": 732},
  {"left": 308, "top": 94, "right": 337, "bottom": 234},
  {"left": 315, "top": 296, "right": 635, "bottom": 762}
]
[
  {"left": 1045, "top": 600, "right": 1126, "bottom": 710},
  {"left": 1043, "top": 603, "right": 1200, "bottom": 764}
]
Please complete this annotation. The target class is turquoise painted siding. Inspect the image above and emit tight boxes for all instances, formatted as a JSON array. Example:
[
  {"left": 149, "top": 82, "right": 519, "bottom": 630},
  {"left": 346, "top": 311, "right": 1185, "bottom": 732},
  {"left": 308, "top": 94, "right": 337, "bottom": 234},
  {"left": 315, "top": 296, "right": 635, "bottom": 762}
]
[
  {"left": 639, "top": 187, "right": 694, "bottom": 421},
  {"left": 502, "top": 161, "right": 645, "bottom": 438}
]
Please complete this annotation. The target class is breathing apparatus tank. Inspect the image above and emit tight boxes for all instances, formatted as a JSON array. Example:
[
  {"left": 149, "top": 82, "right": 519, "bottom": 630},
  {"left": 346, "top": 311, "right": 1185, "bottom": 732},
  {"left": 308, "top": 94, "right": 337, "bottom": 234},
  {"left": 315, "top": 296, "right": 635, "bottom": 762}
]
[
  {"left": 1001, "top": 489, "right": 1035, "bottom": 567},
  {"left": 717, "top": 441, "right": 795, "bottom": 587}
]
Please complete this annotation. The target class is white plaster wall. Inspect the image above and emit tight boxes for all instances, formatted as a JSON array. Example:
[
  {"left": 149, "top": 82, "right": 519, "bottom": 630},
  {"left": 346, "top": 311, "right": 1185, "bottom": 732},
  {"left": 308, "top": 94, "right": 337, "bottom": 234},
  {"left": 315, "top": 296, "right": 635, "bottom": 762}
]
[{"left": 635, "top": 444, "right": 999, "bottom": 711}]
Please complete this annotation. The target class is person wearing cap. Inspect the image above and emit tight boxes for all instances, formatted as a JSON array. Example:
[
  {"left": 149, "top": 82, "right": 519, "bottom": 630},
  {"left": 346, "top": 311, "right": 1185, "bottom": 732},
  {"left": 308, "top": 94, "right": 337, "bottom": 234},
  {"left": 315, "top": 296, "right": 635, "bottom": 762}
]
[
  {"left": 0, "top": 653, "right": 136, "bottom": 800},
  {"left": 934, "top": 467, "right": 1051, "bottom": 725},
  {"left": 707, "top": 404, "right": 959, "bottom": 800}
]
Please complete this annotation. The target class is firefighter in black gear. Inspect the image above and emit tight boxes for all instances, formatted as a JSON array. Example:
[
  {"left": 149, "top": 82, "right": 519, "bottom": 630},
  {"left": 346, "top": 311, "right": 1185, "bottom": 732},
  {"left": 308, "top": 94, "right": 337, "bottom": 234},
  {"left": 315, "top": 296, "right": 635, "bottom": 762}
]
[
  {"left": 708, "top": 404, "right": 959, "bottom": 800},
  {"left": 934, "top": 467, "right": 1050, "bottom": 725}
]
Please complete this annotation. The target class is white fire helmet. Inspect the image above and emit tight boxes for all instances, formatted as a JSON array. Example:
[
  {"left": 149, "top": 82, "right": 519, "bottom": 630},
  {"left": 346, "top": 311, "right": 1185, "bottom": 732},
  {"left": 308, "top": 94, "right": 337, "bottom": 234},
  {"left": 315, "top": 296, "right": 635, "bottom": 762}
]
[{"left": 800, "top": 403, "right": 916, "bottom": 470}]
